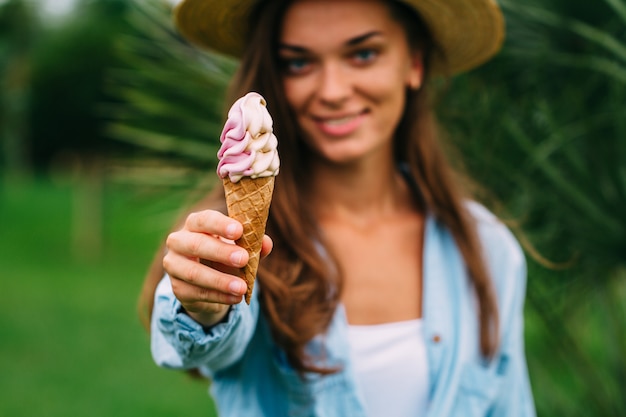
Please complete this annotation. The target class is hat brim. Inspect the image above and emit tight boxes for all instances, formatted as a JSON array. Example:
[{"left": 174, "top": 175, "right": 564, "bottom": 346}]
[{"left": 174, "top": 0, "right": 504, "bottom": 75}]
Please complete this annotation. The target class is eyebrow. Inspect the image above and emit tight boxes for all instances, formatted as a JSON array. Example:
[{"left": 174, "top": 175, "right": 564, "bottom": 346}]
[{"left": 278, "top": 31, "right": 383, "bottom": 53}]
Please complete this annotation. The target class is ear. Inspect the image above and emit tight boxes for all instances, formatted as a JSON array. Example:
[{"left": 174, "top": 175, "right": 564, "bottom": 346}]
[{"left": 406, "top": 50, "right": 424, "bottom": 90}]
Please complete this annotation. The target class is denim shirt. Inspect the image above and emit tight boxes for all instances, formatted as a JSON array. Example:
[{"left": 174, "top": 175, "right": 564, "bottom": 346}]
[{"left": 151, "top": 202, "right": 536, "bottom": 417}]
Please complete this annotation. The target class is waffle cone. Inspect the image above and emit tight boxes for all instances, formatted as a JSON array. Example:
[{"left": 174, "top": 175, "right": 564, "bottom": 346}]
[{"left": 223, "top": 176, "right": 274, "bottom": 304}]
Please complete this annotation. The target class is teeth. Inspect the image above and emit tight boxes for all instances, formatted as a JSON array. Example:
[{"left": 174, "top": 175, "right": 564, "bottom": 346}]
[{"left": 324, "top": 116, "right": 355, "bottom": 126}]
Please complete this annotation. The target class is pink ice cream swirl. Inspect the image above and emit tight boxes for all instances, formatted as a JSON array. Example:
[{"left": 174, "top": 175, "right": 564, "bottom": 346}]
[{"left": 217, "top": 92, "right": 280, "bottom": 183}]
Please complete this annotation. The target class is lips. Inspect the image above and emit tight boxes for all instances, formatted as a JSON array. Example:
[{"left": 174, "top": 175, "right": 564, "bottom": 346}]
[{"left": 313, "top": 111, "right": 367, "bottom": 137}]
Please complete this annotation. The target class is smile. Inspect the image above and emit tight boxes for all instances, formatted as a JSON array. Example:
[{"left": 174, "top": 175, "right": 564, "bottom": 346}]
[{"left": 314, "top": 111, "right": 367, "bottom": 136}]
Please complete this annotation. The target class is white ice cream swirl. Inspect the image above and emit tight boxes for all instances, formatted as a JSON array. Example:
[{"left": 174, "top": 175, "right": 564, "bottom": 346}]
[{"left": 217, "top": 92, "right": 280, "bottom": 183}]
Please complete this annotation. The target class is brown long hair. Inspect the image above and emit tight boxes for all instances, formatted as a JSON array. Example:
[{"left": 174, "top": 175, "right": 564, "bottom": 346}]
[{"left": 139, "top": 0, "right": 498, "bottom": 375}]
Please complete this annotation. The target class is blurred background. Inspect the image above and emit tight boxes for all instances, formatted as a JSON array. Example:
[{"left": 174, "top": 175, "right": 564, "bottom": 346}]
[{"left": 0, "top": 0, "right": 624, "bottom": 416}]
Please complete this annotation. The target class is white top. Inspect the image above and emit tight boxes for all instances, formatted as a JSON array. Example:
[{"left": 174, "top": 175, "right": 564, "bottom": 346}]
[{"left": 347, "top": 319, "right": 430, "bottom": 417}]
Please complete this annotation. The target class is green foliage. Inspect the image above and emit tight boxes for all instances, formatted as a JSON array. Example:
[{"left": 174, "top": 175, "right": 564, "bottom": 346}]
[
  {"left": 439, "top": 0, "right": 626, "bottom": 414},
  {"left": 27, "top": 0, "right": 133, "bottom": 168},
  {"left": 104, "top": 0, "right": 237, "bottom": 173},
  {"left": 0, "top": 0, "right": 39, "bottom": 176}
]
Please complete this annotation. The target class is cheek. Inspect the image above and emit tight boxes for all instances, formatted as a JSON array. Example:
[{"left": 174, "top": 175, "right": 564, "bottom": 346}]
[
  {"left": 360, "top": 58, "right": 411, "bottom": 99},
  {"left": 283, "top": 79, "right": 298, "bottom": 110},
  {"left": 364, "top": 73, "right": 407, "bottom": 134},
  {"left": 282, "top": 78, "right": 317, "bottom": 143},
  {"left": 363, "top": 68, "right": 408, "bottom": 113},
  {"left": 283, "top": 77, "right": 312, "bottom": 114}
]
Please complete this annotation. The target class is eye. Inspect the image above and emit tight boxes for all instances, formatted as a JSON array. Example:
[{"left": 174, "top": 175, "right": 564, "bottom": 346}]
[
  {"left": 351, "top": 48, "right": 378, "bottom": 65},
  {"left": 281, "top": 57, "right": 312, "bottom": 75}
]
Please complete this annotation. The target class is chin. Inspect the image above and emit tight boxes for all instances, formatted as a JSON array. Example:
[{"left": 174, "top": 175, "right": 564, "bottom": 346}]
[{"left": 306, "top": 141, "right": 361, "bottom": 163}]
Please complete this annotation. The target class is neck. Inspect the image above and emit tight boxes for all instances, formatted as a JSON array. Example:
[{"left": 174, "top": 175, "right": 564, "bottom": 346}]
[{"left": 307, "top": 151, "right": 416, "bottom": 226}]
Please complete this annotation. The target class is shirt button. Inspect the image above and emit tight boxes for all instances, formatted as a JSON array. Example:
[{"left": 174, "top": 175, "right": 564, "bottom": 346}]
[{"left": 432, "top": 334, "right": 442, "bottom": 343}]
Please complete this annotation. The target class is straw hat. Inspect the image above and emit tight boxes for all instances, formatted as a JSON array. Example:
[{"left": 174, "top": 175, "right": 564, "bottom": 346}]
[{"left": 173, "top": 0, "right": 505, "bottom": 75}]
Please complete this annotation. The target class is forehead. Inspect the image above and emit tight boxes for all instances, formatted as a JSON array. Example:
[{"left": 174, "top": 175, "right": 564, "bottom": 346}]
[{"left": 280, "top": 0, "right": 400, "bottom": 46}]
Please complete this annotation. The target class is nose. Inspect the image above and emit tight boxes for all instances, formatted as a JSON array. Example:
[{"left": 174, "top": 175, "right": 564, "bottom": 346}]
[{"left": 317, "top": 61, "right": 350, "bottom": 107}]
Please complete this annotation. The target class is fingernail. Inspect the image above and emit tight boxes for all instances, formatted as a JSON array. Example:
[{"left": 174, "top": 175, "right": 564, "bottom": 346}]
[
  {"left": 225, "top": 223, "right": 238, "bottom": 239},
  {"left": 230, "top": 250, "right": 245, "bottom": 266},
  {"left": 228, "top": 280, "right": 246, "bottom": 295}
]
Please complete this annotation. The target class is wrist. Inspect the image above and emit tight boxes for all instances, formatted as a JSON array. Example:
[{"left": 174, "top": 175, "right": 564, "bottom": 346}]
[{"left": 181, "top": 304, "right": 231, "bottom": 329}]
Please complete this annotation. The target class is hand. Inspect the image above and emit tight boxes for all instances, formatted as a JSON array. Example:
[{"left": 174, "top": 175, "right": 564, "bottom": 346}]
[{"left": 163, "top": 209, "right": 273, "bottom": 327}]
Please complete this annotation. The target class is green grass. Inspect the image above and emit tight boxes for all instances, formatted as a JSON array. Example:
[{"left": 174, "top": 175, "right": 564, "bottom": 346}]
[{"left": 0, "top": 176, "right": 217, "bottom": 417}]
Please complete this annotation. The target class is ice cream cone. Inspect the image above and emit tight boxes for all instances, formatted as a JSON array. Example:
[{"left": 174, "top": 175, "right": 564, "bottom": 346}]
[
  {"left": 223, "top": 176, "right": 274, "bottom": 304},
  {"left": 217, "top": 92, "right": 279, "bottom": 304}
]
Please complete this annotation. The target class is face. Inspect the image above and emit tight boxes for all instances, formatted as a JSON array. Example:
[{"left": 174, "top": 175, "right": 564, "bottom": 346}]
[{"left": 278, "top": 0, "right": 423, "bottom": 165}]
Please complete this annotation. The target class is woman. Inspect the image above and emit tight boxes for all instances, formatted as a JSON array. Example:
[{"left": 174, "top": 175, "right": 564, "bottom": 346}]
[{"left": 140, "top": 0, "right": 536, "bottom": 415}]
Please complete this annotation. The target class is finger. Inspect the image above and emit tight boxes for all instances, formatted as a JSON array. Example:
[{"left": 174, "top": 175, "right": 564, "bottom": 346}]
[
  {"left": 185, "top": 210, "right": 243, "bottom": 240},
  {"left": 172, "top": 279, "right": 244, "bottom": 306},
  {"left": 260, "top": 234, "right": 273, "bottom": 259},
  {"left": 166, "top": 229, "right": 248, "bottom": 268},
  {"left": 164, "top": 251, "right": 248, "bottom": 296}
]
